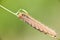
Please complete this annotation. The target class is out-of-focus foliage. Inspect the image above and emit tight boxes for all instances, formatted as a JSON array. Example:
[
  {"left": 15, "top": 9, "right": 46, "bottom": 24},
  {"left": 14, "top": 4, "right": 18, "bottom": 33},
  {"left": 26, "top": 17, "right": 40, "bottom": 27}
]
[{"left": 0, "top": 0, "right": 60, "bottom": 40}]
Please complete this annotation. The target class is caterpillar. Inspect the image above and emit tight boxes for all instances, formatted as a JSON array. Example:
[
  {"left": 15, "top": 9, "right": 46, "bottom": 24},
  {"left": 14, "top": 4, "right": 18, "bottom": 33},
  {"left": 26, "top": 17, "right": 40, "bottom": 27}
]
[
  {"left": 18, "top": 11, "right": 57, "bottom": 38},
  {"left": 0, "top": 4, "right": 57, "bottom": 38}
]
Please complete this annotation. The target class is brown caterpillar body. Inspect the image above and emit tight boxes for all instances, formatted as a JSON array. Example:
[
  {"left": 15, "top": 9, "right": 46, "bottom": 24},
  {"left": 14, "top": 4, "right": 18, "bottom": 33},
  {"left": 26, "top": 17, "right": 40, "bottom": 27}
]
[{"left": 18, "top": 12, "right": 57, "bottom": 38}]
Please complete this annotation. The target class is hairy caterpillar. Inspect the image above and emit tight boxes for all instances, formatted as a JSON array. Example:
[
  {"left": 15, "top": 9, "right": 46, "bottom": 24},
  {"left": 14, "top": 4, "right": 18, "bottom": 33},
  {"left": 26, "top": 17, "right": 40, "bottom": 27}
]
[
  {"left": 18, "top": 11, "right": 57, "bottom": 38},
  {"left": 0, "top": 4, "right": 57, "bottom": 38}
]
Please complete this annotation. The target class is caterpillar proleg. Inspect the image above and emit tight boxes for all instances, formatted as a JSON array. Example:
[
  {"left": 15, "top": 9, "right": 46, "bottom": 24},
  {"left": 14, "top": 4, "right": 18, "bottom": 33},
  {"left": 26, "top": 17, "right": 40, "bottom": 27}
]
[{"left": 18, "top": 11, "right": 57, "bottom": 38}]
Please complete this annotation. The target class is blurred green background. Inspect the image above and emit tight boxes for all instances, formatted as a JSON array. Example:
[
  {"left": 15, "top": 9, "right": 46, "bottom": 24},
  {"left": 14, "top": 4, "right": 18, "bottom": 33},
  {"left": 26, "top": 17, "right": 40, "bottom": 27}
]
[{"left": 0, "top": 0, "right": 60, "bottom": 40}]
